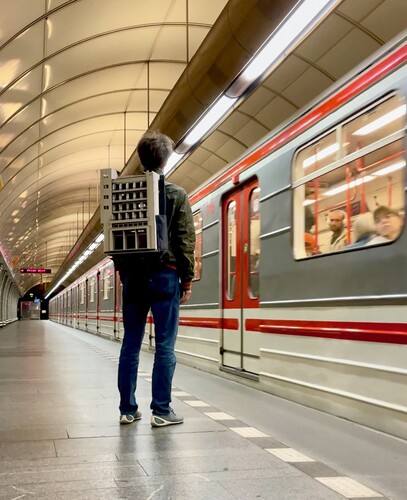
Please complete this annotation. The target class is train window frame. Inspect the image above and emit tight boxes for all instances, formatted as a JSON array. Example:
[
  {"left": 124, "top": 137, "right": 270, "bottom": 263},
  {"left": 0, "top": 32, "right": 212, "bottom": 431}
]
[
  {"left": 79, "top": 281, "right": 85, "bottom": 305},
  {"left": 293, "top": 92, "right": 406, "bottom": 260},
  {"left": 193, "top": 211, "right": 202, "bottom": 281},
  {"left": 102, "top": 268, "right": 110, "bottom": 300},
  {"left": 226, "top": 200, "right": 237, "bottom": 300},
  {"left": 248, "top": 186, "right": 260, "bottom": 299},
  {"left": 89, "top": 275, "right": 96, "bottom": 303}
]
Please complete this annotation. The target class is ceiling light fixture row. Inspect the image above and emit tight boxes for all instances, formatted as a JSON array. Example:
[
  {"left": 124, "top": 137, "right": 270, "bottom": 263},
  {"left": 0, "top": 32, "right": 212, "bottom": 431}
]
[
  {"left": 164, "top": 0, "right": 341, "bottom": 175},
  {"left": 44, "top": 233, "right": 104, "bottom": 299}
]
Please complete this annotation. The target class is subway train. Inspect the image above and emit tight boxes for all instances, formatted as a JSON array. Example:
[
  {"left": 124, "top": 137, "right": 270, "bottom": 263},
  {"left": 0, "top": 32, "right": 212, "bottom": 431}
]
[{"left": 50, "top": 34, "right": 407, "bottom": 440}]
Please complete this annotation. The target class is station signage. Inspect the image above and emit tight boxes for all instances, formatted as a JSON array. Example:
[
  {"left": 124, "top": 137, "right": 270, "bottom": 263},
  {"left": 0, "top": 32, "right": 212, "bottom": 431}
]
[{"left": 20, "top": 268, "right": 52, "bottom": 274}]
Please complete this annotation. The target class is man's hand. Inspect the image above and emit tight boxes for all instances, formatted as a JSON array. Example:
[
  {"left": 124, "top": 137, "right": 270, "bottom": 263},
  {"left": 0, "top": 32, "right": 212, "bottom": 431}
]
[{"left": 180, "top": 290, "right": 191, "bottom": 304}]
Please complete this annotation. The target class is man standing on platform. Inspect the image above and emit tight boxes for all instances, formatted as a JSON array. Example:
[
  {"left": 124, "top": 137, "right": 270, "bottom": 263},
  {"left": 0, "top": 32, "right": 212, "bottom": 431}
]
[{"left": 117, "top": 131, "right": 196, "bottom": 427}]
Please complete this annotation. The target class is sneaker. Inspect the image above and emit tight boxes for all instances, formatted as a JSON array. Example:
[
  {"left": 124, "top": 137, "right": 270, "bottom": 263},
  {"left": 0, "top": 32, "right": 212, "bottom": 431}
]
[
  {"left": 151, "top": 410, "right": 184, "bottom": 427},
  {"left": 119, "top": 410, "right": 142, "bottom": 424}
]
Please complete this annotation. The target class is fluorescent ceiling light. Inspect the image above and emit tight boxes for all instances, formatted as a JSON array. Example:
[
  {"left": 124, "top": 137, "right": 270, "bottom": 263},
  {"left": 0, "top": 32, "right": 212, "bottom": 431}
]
[
  {"left": 353, "top": 105, "right": 406, "bottom": 135},
  {"left": 303, "top": 199, "right": 316, "bottom": 206},
  {"left": 164, "top": 152, "right": 184, "bottom": 175},
  {"left": 374, "top": 160, "right": 406, "bottom": 176},
  {"left": 182, "top": 95, "right": 237, "bottom": 149},
  {"left": 168, "top": 1, "right": 339, "bottom": 169},
  {"left": 324, "top": 176, "right": 374, "bottom": 197},
  {"left": 44, "top": 232, "right": 104, "bottom": 299},
  {"left": 238, "top": 0, "right": 339, "bottom": 86},
  {"left": 303, "top": 143, "right": 339, "bottom": 168}
]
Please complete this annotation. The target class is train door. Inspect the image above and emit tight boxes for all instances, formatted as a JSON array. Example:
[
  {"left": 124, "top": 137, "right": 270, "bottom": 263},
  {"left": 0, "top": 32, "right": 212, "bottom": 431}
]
[
  {"left": 78, "top": 279, "right": 87, "bottom": 331},
  {"left": 62, "top": 293, "right": 67, "bottom": 324},
  {"left": 221, "top": 179, "right": 260, "bottom": 375},
  {"left": 87, "top": 272, "right": 98, "bottom": 334},
  {"left": 72, "top": 285, "right": 78, "bottom": 329},
  {"left": 67, "top": 289, "right": 72, "bottom": 327}
]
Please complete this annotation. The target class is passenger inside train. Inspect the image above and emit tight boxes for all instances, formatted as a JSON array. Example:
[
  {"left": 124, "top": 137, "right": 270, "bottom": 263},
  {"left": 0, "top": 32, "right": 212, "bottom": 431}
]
[
  {"left": 346, "top": 212, "right": 376, "bottom": 248},
  {"left": 295, "top": 92, "right": 405, "bottom": 258},
  {"left": 366, "top": 205, "right": 404, "bottom": 245},
  {"left": 327, "top": 210, "right": 347, "bottom": 252}
]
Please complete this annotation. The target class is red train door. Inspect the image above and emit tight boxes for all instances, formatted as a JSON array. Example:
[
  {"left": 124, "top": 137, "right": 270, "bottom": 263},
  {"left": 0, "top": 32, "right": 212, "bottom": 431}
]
[{"left": 221, "top": 179, "right": 260, "bottom": 375}]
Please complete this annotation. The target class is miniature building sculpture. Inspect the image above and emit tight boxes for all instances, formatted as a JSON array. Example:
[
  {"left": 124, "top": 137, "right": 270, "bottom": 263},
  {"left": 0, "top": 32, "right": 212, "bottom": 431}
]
[{"left": 100, "top": 169, "right": 165, "bottom": 256}]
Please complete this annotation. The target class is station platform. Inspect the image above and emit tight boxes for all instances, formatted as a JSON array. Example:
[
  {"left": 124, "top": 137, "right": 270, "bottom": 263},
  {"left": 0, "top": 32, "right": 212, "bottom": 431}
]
[{"left": 0, "top": 321, "right": 406, "bottom": 500}]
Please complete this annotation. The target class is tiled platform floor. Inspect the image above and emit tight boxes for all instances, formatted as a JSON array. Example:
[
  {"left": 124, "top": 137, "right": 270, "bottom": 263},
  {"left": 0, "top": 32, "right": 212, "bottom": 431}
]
[{"left": 0, "top": 320, "right": 406, "bottom": 499}]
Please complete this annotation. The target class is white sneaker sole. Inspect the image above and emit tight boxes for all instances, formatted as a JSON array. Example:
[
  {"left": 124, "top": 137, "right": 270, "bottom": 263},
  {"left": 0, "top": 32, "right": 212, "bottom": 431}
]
[
  {"left": 151, "top": 416, "right": 184, "bottom": 427},
  {"left": 119, "top": 414, "right": 142, "bottom": 424}
]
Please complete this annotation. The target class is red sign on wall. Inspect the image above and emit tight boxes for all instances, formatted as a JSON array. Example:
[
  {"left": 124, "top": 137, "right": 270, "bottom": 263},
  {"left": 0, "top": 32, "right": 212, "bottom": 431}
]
[{"left": 20, "top": 268, "right": 52, "bottom": 274}]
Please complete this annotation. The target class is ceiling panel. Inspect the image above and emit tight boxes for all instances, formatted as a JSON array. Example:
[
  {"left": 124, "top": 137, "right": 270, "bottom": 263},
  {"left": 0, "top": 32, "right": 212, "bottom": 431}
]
[
  {"left": 362, "top": 0, "right": 407, "bottom": 41},
  {"left": 44, "top": 30, "right": 162, "bottom": 90},
  {"left": 216, "top": 138, "right": 248, "bottom": 163},
  {"left": 46, "top": 0, "right": 177, "bottom": 52},
  {"left": 283, "top": 66, "right": 335, "bottom": 109},
  {"left": 261, "top": 55, "right": 309, "bottom": 96},
  {"left": 0, "top": 0, "right": 44, "bottom": 45},
  {"left": 255, "top": 96, "right": 298, "bottom": 132},
  {"left": 318, "top": 28, "right": 381, "bottom": 79},
  {"left": 219, "top": 111, "right": 251, "bottom": 136},
  {"left": 337, "top": 0, "right": 384, "bottom": 21},
  {"left": 295, "top": 13, "right": 353, "bottom": 62}
]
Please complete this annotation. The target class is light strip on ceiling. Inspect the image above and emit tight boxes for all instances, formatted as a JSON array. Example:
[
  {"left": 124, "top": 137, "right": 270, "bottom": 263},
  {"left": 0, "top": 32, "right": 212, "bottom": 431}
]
[
  {"left": 44, "top": 233, "right": 105, "bottom": 299},
  {"left": 353, "top": 105, "right": 406, "bottom": 135},
  {"left": 163, "top": 0, "right": 340, "bottom": 177},
  {"left": 181, "top": 96, "right": 237, "bottom": 150},
  {"left": 303, "top": 199, "right": 316, "bottom": 206},
  {"left": 323, "top": 160, "right": 405, "bottom": 198},
  {"left": 324, "top": 176, "right": 375, "bottom": 197},
  {"left": 373, "top": 160, "right": 406, "bottom": 176},
  {"left": 303, "top": 143, "right": 339, "bottom": 168},
  {"left": 305, "top": 160, "right": 406, "bottom": 203},
  {"left": 164, "top": 152, "right": 185, "bottom": 175},
  {"left": 238, "top": 0, "right": 340, "bottom": 87}
]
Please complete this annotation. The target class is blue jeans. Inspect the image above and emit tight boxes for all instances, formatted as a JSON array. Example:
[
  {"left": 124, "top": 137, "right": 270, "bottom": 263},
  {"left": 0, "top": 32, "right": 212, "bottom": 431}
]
[{"left": 118, "top": 268, "right": 180, "bottom": 415}]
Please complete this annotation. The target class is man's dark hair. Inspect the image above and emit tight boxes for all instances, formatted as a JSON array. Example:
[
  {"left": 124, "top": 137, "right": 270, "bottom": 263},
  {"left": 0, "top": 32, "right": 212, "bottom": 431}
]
[{"left": 137, "top": 131, "right": 174, "bottom": 172}]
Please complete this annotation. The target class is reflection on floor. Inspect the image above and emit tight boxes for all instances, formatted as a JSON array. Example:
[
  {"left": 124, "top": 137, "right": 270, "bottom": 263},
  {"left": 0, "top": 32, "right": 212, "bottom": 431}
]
[{"left": 0, "top": 320, "right": 405, "bottom": 499}]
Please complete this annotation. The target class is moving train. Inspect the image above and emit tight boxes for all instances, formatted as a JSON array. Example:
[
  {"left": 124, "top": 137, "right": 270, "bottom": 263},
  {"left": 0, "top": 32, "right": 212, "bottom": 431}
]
[{"left": 50, "top": 34, "right": 407, "bottom": 440}]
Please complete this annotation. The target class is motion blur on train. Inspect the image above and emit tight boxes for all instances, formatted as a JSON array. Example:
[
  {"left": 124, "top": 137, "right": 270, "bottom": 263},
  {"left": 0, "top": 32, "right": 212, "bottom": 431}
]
[{"left": 50, "top": 36, "right": 407, "bottom": 440}]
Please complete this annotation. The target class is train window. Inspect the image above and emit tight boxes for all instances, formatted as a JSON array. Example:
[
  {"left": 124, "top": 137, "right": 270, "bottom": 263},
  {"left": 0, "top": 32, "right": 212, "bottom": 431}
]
[
  {"left": 102, "top": 269, "right": 110, "bottom": 300},
  {"left": 193, "top": 211, "right": 202, "bottom": 281},
  {"left": 293, "top": 94, "right": 405, "bottom": 259},
  {"left": 226, "top": 200, "right": 237, "bottom": 300},
  {"left": 89, "top": 276, "right": 96, "bottom": 303},
  {"left": 293, "top": 131, "right": 338, "bottom": 182},
  {"left": 79, "top": 282, "right": 85, "bottom": 304},
  {"left": 343, "top": 95, "right": 405, "bottom": 155},
  {"left": 249, "top": 187, "right": 260, "bottom": 298}
]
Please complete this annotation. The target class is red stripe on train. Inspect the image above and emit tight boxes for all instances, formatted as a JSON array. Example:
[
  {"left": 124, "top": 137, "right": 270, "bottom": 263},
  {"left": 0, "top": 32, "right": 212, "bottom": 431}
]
[
  {"left": 178, "top": 317, "right": 238, "bottom": 329},
  {"left": 245, "top": 319, "right": 407, "bottom": 344},
  {"left": 190, "top": 43, "right": 407, "bottom": 205}
]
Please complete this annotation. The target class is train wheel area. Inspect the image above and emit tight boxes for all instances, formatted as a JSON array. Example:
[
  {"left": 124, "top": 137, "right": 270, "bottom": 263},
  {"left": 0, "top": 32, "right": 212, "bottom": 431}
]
[{"left": 0, "top": 320, "right": 405, "bottom": 499}]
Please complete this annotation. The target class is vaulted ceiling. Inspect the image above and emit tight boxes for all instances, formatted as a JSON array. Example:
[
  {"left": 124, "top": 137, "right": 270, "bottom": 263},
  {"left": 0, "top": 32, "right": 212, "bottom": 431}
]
[{"left": 0, "top": 0, "right": 406, "bottom": 295}]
